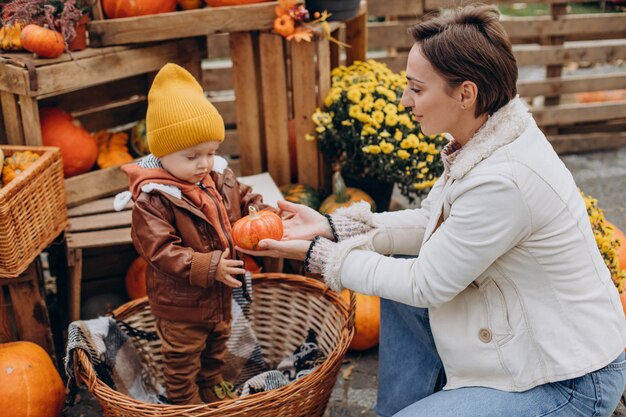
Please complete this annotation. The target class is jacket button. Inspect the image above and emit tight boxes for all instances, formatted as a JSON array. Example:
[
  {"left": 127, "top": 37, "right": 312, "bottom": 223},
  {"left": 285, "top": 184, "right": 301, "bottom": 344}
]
[{"left": 479, "top": 328, "right": 492, "bottom": 343}]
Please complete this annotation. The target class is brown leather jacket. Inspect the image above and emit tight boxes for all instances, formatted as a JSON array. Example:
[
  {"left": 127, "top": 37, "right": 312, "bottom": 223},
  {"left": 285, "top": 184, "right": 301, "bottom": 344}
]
[{"left": 126, "top": 164, "right": 266, "bottom": 323}]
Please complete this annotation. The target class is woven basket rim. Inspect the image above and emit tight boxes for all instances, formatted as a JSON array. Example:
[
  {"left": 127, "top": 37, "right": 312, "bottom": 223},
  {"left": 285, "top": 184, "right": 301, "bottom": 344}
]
[
  {"left": 74, "top": 272, "right": 355, "bottom": 415},
  {"left": 0, "top": 145, "right": 62, "bottom": 201}
]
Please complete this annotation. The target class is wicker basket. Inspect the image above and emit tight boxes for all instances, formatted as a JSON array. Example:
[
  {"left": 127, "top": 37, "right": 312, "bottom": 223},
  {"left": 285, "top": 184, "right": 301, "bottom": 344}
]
[
  {"left": 0, "top": 145, "right": 67, "bottom": 278},
  {"left": 74, "top": 273, "right": 356, "bottom": 417}
]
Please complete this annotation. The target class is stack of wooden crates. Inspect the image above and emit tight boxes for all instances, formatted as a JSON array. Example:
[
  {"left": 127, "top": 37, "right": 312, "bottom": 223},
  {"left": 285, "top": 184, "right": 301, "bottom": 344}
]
[{"left": 0, "top": 1, "right": 367, "bottom": 322}]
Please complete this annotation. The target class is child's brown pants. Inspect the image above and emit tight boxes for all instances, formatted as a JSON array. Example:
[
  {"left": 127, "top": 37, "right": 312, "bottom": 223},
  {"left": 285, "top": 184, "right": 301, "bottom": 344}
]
[{"left": 156, "top": 318, "right": 231, "bottom": 405}]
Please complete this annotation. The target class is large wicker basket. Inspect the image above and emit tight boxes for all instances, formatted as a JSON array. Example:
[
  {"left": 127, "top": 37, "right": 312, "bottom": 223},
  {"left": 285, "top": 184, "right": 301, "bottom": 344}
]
[
  {"left": 0, "top": 145, "right": 67, "bottom": 278},
  {"left": 74, "top": 273, "right": 355, "bottom": 417}
]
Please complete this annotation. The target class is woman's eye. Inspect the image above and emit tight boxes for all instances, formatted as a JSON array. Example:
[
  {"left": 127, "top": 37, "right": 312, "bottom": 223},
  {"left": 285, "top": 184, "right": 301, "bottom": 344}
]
[{"left": 410, "top": 88, "right": 421, "bottom": 94}]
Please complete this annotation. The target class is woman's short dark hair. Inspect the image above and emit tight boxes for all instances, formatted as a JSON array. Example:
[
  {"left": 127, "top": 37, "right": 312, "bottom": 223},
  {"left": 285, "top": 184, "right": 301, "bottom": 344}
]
[{"left": 408, "top": 4, "right": 518, "bottom": 116}]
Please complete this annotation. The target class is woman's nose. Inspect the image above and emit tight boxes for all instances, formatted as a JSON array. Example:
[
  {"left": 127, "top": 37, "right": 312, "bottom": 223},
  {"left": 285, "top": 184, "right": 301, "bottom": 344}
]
[{"left": 400, "top": 90, "right": 412, "bottom": 108}]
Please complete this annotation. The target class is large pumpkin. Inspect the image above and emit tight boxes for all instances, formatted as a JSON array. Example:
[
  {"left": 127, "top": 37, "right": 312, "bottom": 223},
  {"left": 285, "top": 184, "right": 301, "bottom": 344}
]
[
  {"left": 280, "top": 183, "right": 321, "bottom": 210},
  {"left": 319, "top": 171, "right": 375, "bottom": 214},
  {"left": 341, "top": 290, "right": 380, "bottom": 351},
  {"left": 232, "top": 206, "right": 283, "bottom": 250},
  {"left": 125, "top": 257, "right": 148, "bottom": 300},
  {"left": 0, "top": 341, "right": 65, "bottom": 417},
  {"left": 205, "top": 0, "right": 271, "bottom": 7},
  {"left": 40, "top": 107, "right": 98, "bottom": 178},
  {"left": 20, "top": 24, "right": 64, "bottom": 58},
  {"left": 1, "top": 150, "right": 40, "bottom": 185},
  {"left": 102, "top": 0, "right": 177, "bottom": 18}
]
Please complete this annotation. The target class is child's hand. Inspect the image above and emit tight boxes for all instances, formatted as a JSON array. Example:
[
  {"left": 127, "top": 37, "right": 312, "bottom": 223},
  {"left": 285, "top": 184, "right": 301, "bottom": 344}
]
[{"left": 215, "top": 248, "right": 245, "bottom": 288}]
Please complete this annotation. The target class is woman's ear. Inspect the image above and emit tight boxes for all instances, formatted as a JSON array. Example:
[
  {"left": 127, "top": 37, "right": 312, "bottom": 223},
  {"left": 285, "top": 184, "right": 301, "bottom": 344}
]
[{"left": 458, "top": 81, "right": 479, "bottom": 110}]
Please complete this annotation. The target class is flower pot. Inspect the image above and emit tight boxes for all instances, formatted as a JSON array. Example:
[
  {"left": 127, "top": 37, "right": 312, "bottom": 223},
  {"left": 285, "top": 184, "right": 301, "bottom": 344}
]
[
  {"left": 342, "top": 171, "right": 394, "bottom": 213},
  {"left": 68, "top": 14, "right": 89, "bottom": 51},
  {"left": 306, "top": 0, "right": 360, "bottom": 21}
]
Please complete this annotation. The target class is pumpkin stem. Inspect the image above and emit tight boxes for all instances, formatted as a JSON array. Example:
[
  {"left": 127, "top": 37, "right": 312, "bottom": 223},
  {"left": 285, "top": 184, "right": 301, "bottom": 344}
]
[
  {"left": 332, "top": 171, "right": 350, "bottom": 204},
  {"left": 248, "top": 205, "right": 259, "bottom": 219}
]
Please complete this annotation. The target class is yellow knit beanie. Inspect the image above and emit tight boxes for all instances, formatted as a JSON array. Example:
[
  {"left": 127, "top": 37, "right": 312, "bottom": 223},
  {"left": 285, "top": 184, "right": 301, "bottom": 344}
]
[{"left": 146, "top": 63, "right": 224, "bottom": 157}]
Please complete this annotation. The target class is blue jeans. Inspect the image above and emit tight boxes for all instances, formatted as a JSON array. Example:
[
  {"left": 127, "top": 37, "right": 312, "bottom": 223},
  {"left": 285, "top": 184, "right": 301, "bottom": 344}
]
[{"left": 376, "top": 298, "right": 626, "bottom": 417}]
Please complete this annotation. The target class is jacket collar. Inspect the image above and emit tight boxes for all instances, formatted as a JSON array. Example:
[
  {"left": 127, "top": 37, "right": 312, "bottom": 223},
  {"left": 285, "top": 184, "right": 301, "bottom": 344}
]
[{"left": 447, "top": 96, "right": 532, "bottom": 181}]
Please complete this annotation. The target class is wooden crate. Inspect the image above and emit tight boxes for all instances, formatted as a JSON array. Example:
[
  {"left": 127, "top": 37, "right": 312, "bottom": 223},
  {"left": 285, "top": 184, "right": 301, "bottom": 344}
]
[
  {"left": 0, "top": 260, "right": 56, "bottom": 359},
  {"left": 0, "top": 37, "right": 206, "bottom": 206},
  {"left": 362, "top": 0, "right": 626, "bottom": 153},
  {"left": 87, "top": 1, "right": 277, "bottom": 47}
]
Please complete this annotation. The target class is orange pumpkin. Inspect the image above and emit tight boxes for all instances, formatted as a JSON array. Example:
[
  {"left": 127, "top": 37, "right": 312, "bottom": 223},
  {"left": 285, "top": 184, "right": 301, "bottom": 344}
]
[
  {"left": 341, "top": 290, "right": 380, "bottom": 351},
  {"left": 126, "top": 257, "right": 148, "bottom": 300},
  {"left": 40, "top": 107, "right": 98, "bottom": 178},
  {"left": 232, "top": 206, "right": 283, "bottom": 250},
  {"left": 205, "top": 0, "right": 270, "bottom": 6},
  {"left": 1, "top": 150, "right": 40, "bottom": 185},
  {"left": 20, "top": 24, "right": 64, "bottom": 58},
  {"left": 0, "top": 341, "right": 65, "bottom": 417},
  {"left": 0, "top": 22, "right": 24, "bottom": 51},
  {"left": 319, "top": 171, "right": 376, "bottom": 214},
  {"left": 274, "top": 15, "right": 295, "bottom": 37},
  {"left": 102, "top": 0, "right": 177, "bottom": 18}
]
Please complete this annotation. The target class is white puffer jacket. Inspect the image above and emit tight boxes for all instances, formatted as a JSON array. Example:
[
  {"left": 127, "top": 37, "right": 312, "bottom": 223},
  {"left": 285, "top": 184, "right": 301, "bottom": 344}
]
[{"left": 325, "top": 97, "right": 626, "bottom": 392}]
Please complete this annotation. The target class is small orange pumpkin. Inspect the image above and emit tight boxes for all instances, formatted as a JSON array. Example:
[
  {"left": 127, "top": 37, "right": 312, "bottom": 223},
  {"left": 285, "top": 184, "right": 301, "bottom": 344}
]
[
  {"left": 610, "top": 224, "right": 626, "bottom": 271},
  {"left": 1, "top": 150, "right": 40, "bottom": 185},
  {"left": 273, "top": 15, "right": 295, "bottom": 37},
  {"left": 20, "top": 24, "right": 64, "bottom": 58},
  {"left": 341, "top": 290, "right": 380, "bottom": 351},
  {"left": 0, "top": 341, "right": 65, "bottom": 417},
  {"left": 232, "top": 206, "right": 283, "bottom": 250},
  {"left": 126, "top": 257, "right": 148, "bottom": 300},
  {"left": 102, "top": 0, "right": 177, "bottom": 18}
]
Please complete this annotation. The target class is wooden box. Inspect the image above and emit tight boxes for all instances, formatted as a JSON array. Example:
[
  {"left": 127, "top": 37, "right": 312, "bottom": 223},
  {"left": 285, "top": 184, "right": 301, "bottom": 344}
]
[
  {"left": 0, "top": 37, "right": 206, "bottom": 207},
  {"left": 88, "top": 1, "right": 277, "bottom": 47}
]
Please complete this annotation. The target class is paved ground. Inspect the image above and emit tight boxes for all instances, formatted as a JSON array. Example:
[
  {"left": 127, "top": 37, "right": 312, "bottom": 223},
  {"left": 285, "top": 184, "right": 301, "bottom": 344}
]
[{"left": 62, "top": 147, "right": 626, "bottom": 417}]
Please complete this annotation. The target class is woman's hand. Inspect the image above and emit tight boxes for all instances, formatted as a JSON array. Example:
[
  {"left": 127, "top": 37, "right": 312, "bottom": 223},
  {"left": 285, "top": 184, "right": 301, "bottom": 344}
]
[
  {"left": 236, "top": 239, "right": 311, "bottom": 261},
  {"left": 279, "top": 200, "right": 334, "bottom": 241}
]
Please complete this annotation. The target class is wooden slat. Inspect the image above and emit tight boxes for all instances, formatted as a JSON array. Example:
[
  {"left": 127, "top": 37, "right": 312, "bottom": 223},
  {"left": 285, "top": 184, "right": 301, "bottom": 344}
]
[
  {"left": 211, "top": 95, "right": 236, "bottom": 126},
  {"left": 65, "top": 164, "right": 130, "bottom": 208},
  {"left": 291, "top": 40, "right": 320, "bottom": 189},
  {"left": 532, "top": 101, "right": 626, "bottom": 126},
  {"left": 202, "top": 62, "right": 233, "bottom": 92},
  {"left": 66, "top": 227, "right": 132, "bottom": 250},
  {"left": 548, "top": 132, "right": 626, "bottom": 154},
  {"left": 368, "top": 0, "right": 424, "bottom": 17},
  {"left": 345, "top": 9, "right": 368, "bottom": 65},
  {"left": 0, "top": 92, "right": 24, "bottom": 145},
  {"left": 76, "top": 99, "right": 147, "bottom": 133},
  {"left": 68, "top": 211, "right": 132, "bottom": 233},
  {"left": 230, "top": 32, "right": 263, "bottom": 175},
  {"left": 514, "top": 39, "right": 626, "bottom": 66},
  {"left": 0, "top": 39, "right": 204, "bottom": 96},
  {"left": 502, "top": 13, "right": 626, "bottom": 40},
  {"left": 5, "top": 262, "right": 55, "bottom": 357},
  {"left": 88, "top": 2, "right": 277, "bottom": 47},
  {"left": 366, "top": 14, "right": 626, "bottom": 51},
  {"left": 39, "top": 74, "right": 149, "bottom": 109},
  {"left": 207, "top": 33, "right": 231, "bottom": 60},
  {"left": 67, "top": 196, "right": 127, "bottom": 217},
  {"left": 259, "top": 33, "right": 290, "bottom": 185},
  {"left": 518, "top": 72, "right": 626, "bottom": 97},
  {"left": 0, "top": 287, "right": 17, "bottom": 342},
  {"left": 19, "top": 96, "right": 42, "bottom": 146}
]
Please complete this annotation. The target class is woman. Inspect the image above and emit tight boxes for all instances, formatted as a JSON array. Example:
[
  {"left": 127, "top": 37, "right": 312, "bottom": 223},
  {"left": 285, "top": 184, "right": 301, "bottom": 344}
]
[{"left": 238, "top": 5, "right": 626, "bottom": 416}]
